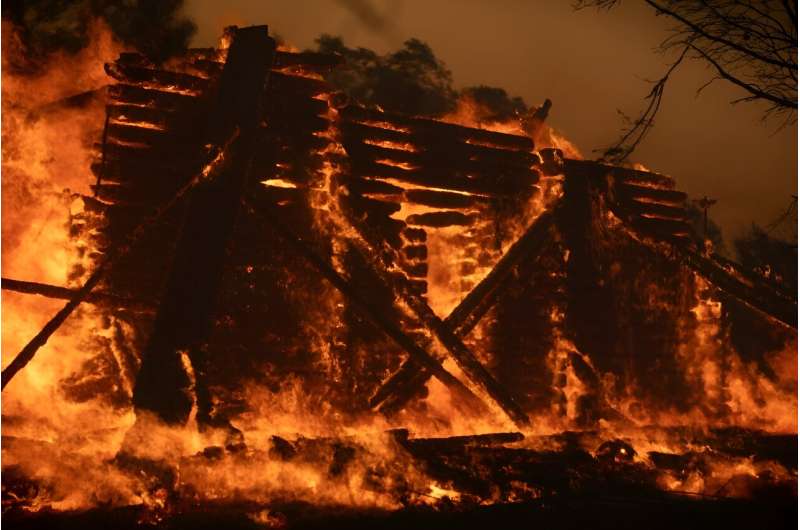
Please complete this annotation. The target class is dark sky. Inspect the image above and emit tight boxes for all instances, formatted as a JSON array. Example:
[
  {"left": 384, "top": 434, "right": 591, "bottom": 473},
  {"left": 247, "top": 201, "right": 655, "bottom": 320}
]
[{"left": 185, "top": 0, "right": 797, "bottom": 249}]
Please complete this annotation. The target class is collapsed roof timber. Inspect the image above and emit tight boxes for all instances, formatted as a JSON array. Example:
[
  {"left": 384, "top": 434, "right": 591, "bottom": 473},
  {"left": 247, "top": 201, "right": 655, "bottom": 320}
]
[{"left": 1, "top": 24, "right": 797, "bottom": 526}]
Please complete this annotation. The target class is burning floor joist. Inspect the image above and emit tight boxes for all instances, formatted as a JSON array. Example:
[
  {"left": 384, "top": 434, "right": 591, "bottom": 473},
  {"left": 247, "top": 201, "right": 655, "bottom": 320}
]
[{"left": 2, "top": 23, "right": 797, "bottom": 530}]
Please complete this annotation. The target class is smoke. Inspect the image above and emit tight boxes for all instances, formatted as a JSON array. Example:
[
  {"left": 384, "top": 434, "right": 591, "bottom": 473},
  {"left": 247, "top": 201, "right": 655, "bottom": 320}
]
[{"left": 333, "top": 0, "right": 400, "bottom": 42}]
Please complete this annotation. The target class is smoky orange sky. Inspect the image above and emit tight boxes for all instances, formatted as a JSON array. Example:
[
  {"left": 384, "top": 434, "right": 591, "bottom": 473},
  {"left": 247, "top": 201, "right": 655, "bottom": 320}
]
[{"left": 186, "top": 0, "right": 797, "bottom": 250}]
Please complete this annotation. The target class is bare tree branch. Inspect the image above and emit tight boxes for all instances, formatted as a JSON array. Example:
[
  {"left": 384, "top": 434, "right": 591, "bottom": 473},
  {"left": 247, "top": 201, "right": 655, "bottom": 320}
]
[
  {"left": 575, "top": 0, "right": 797, "bottom": 162},
  {"left": 689, "top": 44, "right": 797, "bottom": 109}
]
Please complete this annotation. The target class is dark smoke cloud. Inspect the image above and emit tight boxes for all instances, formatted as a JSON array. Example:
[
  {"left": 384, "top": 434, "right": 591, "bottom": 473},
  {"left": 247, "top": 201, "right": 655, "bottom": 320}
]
[{"left": 333, "top": 0, "right": 399, "bottom": 42}]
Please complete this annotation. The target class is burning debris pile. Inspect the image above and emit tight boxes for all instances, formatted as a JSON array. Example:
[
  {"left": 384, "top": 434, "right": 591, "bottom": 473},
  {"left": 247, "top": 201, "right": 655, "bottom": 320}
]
[{"left": 2, "top": 24, "right": 797, "bottom": 529}]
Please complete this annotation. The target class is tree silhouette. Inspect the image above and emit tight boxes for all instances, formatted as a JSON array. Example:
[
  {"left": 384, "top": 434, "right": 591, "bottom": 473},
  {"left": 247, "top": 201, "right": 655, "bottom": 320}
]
[
  {"left": 575, "top": 0, "right": 797, "bottom": 163},
  {"left": 313, "top": 35, "right": 531, "bottom": 120},
  {"left": 2, "top": 0, "right": 196, "bottom": 71}
]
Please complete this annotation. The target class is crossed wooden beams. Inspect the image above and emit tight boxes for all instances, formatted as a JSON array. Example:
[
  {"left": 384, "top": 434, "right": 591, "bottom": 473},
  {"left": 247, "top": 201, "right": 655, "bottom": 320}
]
[{"left": 246, "top": 188, "right": 560, "bottom": 428}]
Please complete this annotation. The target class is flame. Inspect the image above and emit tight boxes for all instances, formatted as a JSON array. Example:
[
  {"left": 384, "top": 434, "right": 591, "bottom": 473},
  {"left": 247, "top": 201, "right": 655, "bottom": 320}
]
[{"left": 1, "top": 25, "right": 796, "bottom": 520}]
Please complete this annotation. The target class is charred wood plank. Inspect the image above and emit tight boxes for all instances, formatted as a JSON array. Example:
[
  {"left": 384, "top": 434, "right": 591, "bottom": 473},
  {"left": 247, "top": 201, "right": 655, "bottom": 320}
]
[
  {"left": 91, "top": 156, "right": 194, "bottom": 186},
  {"left": 1, "top": 277, "right": 153, "bottom": 311},
  {"left": 406, "top": 211, "right": 476, "bottom": 227},
  {"left": 107, "top": 84, "right": 202, "bottom": 112},
  {"left": 274, "top": 50, "right": 342, "bottom": 71},
  {"left": 629, "top": 216, "right": 692, "bottom": 241},
  {"left": 351, "top": 159, "right": 534, "bottom": 196},
  {"left": 107, "top": 103, "right": 175, "bottom": 129},
  {"left": 565, "top": 159, "right": 676, "bottom": 189},
  {"left": 105, "top": 62, "right": 209, "bottom": 94},
  {"left": 341, "top": 105, "right": 534, "bottom": 152},
  {"left": 105, "top": 122, "right": 197, "bottom": 147},
  {"left": 404, "top": 189, "right": 488, "bottom": 209},
  {"left": 91, "top": 182, "right": 183, "bottom": 205},
  {"left": 345, "top": 141, "right": 540, "bottom": 183},
  {"left": 613, "top": 199, "right": 689, "bottom": 221},
  {"left": 264, "top": 95, "right": 329, "bottom": 119},
  {"left": 100, "top": 137, "right": 202, "bottom": 160},
  {"left": 266, "top": 113, "right": 330, "bottom": 134},
  {"left": 403, "top": 245, "right": 428, "bottom": 260},
  {"left": 347, "top": 195, "right": 402, "bottom": 218},
  {"left": 341, "top": 121, "right": 541, "bottom": 169},
  {"left": 680, "top": 248, "right": 797, "bottom": 328},
  {"left": 401, "top": 261, "right": 428, "bottom": 278},
  {"left": 615, "top": 183, "right": 687, "bottom": 206},
  {"left": 261, "top": 129, "right": 331, "bottom": 152},
  {"left": 347, "top": 177, "right": 406, "bottom": 197},
  {"left": 341, "top": 121, "right": 414, "bottom": 146},
  {"left": 189, "top": 58, "right": 225, "bottom": 78},
  {"left": 269, "top": 71, "right": 329, "bottom": 97},
  {"left": 402, "top": 431, "right": 525, "bottom": 449}
]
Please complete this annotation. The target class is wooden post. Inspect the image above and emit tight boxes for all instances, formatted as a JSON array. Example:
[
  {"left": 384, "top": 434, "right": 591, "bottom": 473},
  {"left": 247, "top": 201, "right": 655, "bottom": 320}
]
[{"left": 132, "top": 26, "right": 276, "bottom": 424}]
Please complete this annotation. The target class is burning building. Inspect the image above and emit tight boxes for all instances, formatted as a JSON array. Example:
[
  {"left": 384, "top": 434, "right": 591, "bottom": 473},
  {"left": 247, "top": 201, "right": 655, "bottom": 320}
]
[{"left": 1, "top": 24, "right": 797, "bottom": 529}]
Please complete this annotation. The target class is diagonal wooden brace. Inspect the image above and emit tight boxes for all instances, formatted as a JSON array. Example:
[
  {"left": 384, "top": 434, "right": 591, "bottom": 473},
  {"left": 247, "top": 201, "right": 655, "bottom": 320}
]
[
  {"left": 336, "top": 202, "right": 535, "bottom": 428},
  {"left": 370, "top": 210, "right": 558, "bottom": 414},
  {"left": 244, "top": 198, "right": 493, "bottom": 417}
]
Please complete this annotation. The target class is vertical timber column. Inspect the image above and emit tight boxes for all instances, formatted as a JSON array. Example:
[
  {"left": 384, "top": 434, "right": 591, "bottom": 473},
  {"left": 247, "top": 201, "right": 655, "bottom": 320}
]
[
  {"left": 133, "top": 26, "right": 276, "bottom": 424},
  {"left": 558, "top": 154, "right": 616, "bottom": 424}
]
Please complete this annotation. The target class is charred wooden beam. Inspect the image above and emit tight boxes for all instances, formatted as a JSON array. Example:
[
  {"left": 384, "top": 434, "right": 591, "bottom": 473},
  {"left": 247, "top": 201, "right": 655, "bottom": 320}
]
[
  {"left": 370, "top": 211, "right": 558, "bottom": 412},
  {"left": 265, "top": 113, "right": 330, "bottom": 134},
  {"left": 404, "top": 189, "right": 489, "bottom": 209},
  {"left": 1, "top": 142, "right": 220, "bottom": 391},
  {"left": 629, "top": 216, "right": 692, "bottom": 241},
  {"left": 344, "top": 140, "right": 540, "bottom": 177},
  {"left": 615, "top": 183, "right": 687, "bottom": 206},
  {"left": 406, "top": 211, "right": 476, "bottom": 227},
  {"left": 347, "top": 195, "right": 402, "bottom": 218},
  {"left": 351, "top": 159, "right": 534, "bottom": 196},
  {"left": 402, "top": 227, "right": 427, "bottom": 243},
  {"left": 347, "top": 177, "right": 406, "bottom": 197},
  {"left": 269, "top": 71, "right": 329, "bottom": 97},
  {"left": 91, "top": 181, "right": 187, "bottom": 205},
  {"left": 264, "top": 95, "right": 329, "bottom": 118},
  {"left": 106, "top": 103, "right": 175, "bottom": 129},
  {"left": 132, "top": 26, "right": 277, "bottom": 425},
  {"left": 680, "top": 248, "right": 797, "bottom": 328},
  {"left": 1, "top": 277, "right": 153, "bottom": 311},
  {"left": 105, "top": 122, "right": 194, "bottom": 147},
  {"left": 105, "top": 62, "right": 209, "bottom": 94},
  {"left": 565, "top": 159, "right": 676, "bottom": 189},
  {"left": 337, "top": 200, "right": 532, "bottom": 428},
  {"left": 614, "top": 199, "right": 689, "bottom": 221},
  {"left": 107, "top": 84, "right": 201, "bottom": 112},
  {"left": 101, "top": 138, "right": 202, "bottom": 160},
  {"left": 401, "top": 431, "right": 525, "bottom": 449},
  {"left": 274, "top": 50, "right": 343, "bottom": 71},
  {"left": 403, "top": 245, "right": 428, "bottom": 260},
  {"left": 243, "top": 197, "right": 492, "bottom": 414},
  {"left": 32, "top": 87, "right": 107, "bottom": 116},
  {"left": 342, "top": 120, "right": 540, "bottom": 169},
  {"left": 91, "top": 156, "right": 191, "bottom": 186},
  {"left": 341, "top": 105, "right": 534, "bottom": 152}
]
